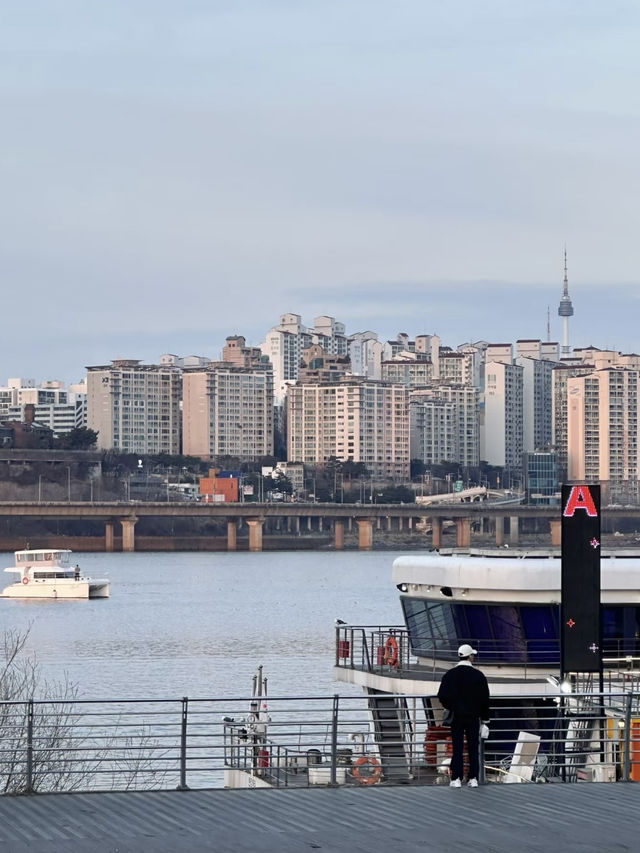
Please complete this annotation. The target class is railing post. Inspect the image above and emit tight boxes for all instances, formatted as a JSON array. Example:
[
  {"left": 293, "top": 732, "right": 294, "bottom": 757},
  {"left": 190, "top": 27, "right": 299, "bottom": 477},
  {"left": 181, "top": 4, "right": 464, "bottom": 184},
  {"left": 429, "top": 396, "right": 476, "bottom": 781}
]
[
  {"left": 26, "top": 699, "right": 34, "bottom": 794},
  {"left": 623, "top": 691, "right": 633, "bottom": 781},
  {"left": 330, "top": 695, "right": 339, "bottom": 786},
  {"left": 176, "top": 697, "right": 190, "bottom": 791}
]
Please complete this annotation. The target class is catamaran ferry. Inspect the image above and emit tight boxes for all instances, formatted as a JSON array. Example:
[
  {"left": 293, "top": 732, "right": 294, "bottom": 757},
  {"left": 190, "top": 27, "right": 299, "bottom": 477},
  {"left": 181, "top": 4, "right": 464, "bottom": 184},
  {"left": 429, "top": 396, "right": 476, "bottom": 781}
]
[{"left": 2, "top": 549, "right": 110, "bottom": 599}]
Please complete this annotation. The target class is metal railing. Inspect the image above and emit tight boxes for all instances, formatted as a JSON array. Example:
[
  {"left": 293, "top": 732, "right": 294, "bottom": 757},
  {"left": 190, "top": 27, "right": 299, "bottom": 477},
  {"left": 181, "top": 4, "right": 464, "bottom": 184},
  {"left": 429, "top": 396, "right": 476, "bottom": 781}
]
[
  {"left": 335, "top": 626, "right": 640, "bottom": 687},
  {"left": 2, "top": 690, "right": 640, "bottom": 795}
]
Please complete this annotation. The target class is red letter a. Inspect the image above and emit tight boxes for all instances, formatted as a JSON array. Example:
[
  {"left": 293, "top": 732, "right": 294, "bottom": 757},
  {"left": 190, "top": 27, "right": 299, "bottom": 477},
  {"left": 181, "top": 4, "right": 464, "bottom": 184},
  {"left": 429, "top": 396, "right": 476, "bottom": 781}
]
[{"left": 563, "top": 485, "right": 598, "bottom": 517}]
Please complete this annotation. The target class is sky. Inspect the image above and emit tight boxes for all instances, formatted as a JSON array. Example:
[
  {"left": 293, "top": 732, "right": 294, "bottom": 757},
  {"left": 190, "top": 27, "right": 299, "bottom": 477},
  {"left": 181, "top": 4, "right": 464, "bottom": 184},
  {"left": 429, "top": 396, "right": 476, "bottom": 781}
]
[{"left": 2, "top": 1, "right": 640, "bottom": 383}]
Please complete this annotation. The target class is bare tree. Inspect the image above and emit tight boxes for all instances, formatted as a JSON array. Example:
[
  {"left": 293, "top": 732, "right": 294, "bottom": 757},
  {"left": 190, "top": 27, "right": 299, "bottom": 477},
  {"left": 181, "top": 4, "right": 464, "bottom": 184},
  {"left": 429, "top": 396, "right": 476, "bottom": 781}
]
[{"left": 1, "top": 627, "right": 169, "bottom": 794}]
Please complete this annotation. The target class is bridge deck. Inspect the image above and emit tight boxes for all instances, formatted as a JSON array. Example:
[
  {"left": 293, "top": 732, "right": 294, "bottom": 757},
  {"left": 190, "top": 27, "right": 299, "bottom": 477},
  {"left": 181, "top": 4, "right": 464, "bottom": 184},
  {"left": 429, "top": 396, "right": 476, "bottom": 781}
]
[{"left": 0, "top": 784, "right": 636, "bottom": 852}]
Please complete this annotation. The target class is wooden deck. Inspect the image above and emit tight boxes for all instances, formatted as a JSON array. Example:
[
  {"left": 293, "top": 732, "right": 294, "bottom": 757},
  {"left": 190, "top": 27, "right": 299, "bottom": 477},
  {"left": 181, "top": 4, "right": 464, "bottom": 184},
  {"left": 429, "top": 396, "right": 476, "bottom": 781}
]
[{"left": 0, "top": 783, "right": 637, "bottom": 852}]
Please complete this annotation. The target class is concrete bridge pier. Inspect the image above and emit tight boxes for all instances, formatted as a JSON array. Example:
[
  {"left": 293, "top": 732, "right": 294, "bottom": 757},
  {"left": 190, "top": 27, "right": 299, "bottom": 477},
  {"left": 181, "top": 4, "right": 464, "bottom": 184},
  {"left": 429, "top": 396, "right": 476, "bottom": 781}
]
[
  {"left": 550, "top": 518, "right": 561, "bottom": 547},
  {"left": 105, "top": 521, "right": 114, "bottom": 553},
  {"left": 495, "top": 515, "right": 505, "bottom": 547},
  {"left": 356, "top": 518, "right": 374, "bottom": 550},
  {"left": 432, "top": 518, "right": 442, "bottom": 550},
  {"left": 227, "top": 520, "right": 237, "bottom": 551},
  {"left": 247, "top": 518, "right": 264, "bottom": 552},
  {"left": 334, "top": 520, "right": 344, "bottom": 550},
  {"left": 455, "top": 517, "right": 471, "bottom": 549},
  {"left": 121, "top": 517, "right": 137, "bottom": 552},
  {"left": 510, "top": 516, "right": 519, "bottom": 545}
]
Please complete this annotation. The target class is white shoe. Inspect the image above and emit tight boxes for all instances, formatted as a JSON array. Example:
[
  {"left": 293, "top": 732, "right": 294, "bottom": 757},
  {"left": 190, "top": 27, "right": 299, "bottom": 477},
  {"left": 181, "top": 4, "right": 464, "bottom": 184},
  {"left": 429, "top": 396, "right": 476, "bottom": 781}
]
[
  {"left": 467, "top": 778, "right": 478, "bottom": 788},
  {"left": 450, "top": 778, "right": 462, "bottom": 788}
]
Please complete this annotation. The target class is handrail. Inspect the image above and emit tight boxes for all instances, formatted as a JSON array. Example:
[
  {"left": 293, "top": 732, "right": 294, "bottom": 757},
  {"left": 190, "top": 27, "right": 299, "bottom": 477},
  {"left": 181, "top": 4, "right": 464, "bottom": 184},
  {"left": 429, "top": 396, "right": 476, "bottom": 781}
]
[{"left": 2, "top": 690, "right": 640, "bottom": 794}]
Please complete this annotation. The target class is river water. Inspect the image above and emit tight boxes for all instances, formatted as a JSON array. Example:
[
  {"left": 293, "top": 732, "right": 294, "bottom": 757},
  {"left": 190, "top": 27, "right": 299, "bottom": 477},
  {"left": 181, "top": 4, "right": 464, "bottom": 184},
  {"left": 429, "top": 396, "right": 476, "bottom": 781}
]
[{"left": 0, "top": 550, "right": 408, "bottom": 701}]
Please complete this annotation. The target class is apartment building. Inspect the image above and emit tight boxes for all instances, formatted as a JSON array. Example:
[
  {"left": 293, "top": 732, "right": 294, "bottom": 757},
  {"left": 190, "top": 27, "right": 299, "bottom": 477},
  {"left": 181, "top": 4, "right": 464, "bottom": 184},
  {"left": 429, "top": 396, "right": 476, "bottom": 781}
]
[
  {"left": 439, "top": 351, "right": 476, "bottom": 386},
  {"left": 516, "top": 356, "right": 554, "bottom": 453},
  {"left": 482, "top": 360, "right": 523, "bottom": 468},
  {"left": 410, "top": 385, "right": 479, "bottom": 468},
  {"left": 287, "top": 379, "right": 409, "bottom": 480},
  {"left": 0, "top": 378, "right": 87, "bottom": 436},
  {"left": 86, "top": 359, "right": 182, "bottom": 453},
  {"left": 182, "top": 362, "right": 274, "bottom": 461},
  {"left": 348, "top": 331, "right": 383, "bottom": 379},
  {"left": 381, "top": 355, "right": 433, "bottom": 387},
  {"left": 566, "top": 367, "right": 640, "bottom": 501},
  {"left": 552, "top": 362, "right": 597, "bottom": 482},
  {"left": 261, "top": 314, "right": 347, "bottom": 401}
]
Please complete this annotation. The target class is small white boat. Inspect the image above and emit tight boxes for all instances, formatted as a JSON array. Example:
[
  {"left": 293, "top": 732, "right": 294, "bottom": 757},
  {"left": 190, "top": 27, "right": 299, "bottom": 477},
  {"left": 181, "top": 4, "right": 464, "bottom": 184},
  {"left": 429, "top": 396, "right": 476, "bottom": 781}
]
[{"left": 1, "top": 549, "right": 110, "bottom": 599}]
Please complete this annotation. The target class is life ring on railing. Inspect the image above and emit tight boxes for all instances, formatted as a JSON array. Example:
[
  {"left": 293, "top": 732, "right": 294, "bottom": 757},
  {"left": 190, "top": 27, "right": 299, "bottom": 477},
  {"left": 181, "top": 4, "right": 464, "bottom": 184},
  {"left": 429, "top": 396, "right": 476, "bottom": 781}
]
[
  {"left": 22, "top": 577, "right": 29, "bottom": 585},
  {"left": 383, "top": 635, "right": 398, "bottom": 667},
  {"left": 352, "top": 755, "right": 382, "bottom": 785}
]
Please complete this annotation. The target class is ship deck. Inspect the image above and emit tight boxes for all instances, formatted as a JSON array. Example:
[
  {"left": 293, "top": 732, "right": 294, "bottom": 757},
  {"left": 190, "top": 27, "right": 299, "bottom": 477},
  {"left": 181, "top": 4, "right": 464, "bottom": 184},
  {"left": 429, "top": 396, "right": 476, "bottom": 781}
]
[{"left": 0, "top": 783, "right": 636, "bottom": 852}]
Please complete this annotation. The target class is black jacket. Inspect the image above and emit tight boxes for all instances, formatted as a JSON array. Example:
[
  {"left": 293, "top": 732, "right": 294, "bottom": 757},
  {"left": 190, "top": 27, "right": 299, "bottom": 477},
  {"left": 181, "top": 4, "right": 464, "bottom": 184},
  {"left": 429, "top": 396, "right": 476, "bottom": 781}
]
[{"left": 437, "top": 662, "right": 490, "bottom": 720}]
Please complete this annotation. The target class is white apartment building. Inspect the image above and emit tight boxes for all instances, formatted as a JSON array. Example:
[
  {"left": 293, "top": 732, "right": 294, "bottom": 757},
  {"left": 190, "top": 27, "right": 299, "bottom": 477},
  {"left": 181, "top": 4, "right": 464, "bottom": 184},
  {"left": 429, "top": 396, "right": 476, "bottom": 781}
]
[
  {"left": 86, "top": 359, "right": 182, "bottom": 454},
  {"left": 516, "top": 356, "right": 554, "bottom": 453},
  {"left": 0, "top": 379, "right": 87, "bottom": 436},
  {"left": 381, "top": 355, "right": 433, "bottom": 387},
  {"left": 261, "top": 314, "right": 348, "bottom": 401},
  {"left": 182, "top": 363, "right": 274, "bottom": 461},
  {"left": 348, "top": 331, "right": 383, "bottom": 379},
  {"left": 566, "top": 367, "right": 640, "bottom": 500},
  {"left": 439, "top": 351, "right": 476, "bottom": 386},
  {"left": 482, "top": 360, "right": 523, "bottom": 468},
  {"left": 287, "top": 379, "right": 409, "bottom": 480},
  {"left": 410, "top": 385, "right": 479, "bottom": 468}
]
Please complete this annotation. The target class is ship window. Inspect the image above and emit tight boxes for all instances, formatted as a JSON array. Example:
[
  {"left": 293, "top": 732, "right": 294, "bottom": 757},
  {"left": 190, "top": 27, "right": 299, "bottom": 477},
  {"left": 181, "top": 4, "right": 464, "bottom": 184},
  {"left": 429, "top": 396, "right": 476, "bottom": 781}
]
[
  {"left": 33, "top": 572, "right": 70, "bottom": 579},
  {"left": 602, "top": 606, "right": 640, "bottom": 655},
  {"left": 463, "top": 606, "right": 492, "bottom": 641}
]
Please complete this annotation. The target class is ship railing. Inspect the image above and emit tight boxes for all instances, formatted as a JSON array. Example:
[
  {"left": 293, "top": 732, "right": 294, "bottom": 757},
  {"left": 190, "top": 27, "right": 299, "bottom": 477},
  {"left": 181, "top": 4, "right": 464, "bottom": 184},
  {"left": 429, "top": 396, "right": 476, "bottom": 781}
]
[
  {"left": 2, "top": 691, "right": 640, "bottom": 794},
  {"left": 335, "top": 626, "right": 640, "bottom": 686}
]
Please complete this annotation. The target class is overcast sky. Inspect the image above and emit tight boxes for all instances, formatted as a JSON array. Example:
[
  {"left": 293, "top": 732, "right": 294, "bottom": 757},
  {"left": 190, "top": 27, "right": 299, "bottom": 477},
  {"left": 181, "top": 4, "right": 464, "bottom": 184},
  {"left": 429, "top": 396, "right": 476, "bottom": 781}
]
[{"left": 2, "top": 1, "right": 640, "bottom": 383}]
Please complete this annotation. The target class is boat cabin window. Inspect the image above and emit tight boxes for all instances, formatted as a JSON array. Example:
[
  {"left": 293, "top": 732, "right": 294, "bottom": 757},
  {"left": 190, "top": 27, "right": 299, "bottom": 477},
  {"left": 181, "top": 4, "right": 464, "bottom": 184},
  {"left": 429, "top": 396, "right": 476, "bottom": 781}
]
[
  {"left": 33, "top": 572, "right": 73, "bottom": 580},
  {"left": 402, "top": 598, "right": 640, "bottom": 664}
]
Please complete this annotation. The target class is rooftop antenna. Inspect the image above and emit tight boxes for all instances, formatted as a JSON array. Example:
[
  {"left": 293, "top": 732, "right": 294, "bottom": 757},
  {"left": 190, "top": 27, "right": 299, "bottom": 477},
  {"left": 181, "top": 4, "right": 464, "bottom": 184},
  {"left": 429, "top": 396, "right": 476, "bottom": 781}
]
[{"left": 558, "top": 246, "right": 574, "bottom": 357}]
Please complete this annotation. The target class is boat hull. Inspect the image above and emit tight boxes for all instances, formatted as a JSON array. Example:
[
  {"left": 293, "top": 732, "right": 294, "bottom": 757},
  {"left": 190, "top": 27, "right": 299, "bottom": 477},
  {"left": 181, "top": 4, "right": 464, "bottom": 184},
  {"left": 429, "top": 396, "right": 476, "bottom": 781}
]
[{"left": 1, "top": 580, "right": 110, "bottom": 599}]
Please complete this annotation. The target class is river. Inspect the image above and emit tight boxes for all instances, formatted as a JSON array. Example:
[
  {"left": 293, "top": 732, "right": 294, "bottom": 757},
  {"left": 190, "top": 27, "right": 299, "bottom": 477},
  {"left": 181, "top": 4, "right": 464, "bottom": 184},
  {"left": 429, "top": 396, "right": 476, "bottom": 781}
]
[{"left": 0, "top": 549, "right": 408, "bottom": 700}]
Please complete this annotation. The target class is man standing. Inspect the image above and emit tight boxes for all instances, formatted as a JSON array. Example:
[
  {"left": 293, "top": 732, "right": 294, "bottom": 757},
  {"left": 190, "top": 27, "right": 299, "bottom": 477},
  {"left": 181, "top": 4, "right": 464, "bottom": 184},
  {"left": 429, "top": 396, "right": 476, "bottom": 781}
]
[{"left": 437, "top": 644, "right": 490, "bottom": 788}]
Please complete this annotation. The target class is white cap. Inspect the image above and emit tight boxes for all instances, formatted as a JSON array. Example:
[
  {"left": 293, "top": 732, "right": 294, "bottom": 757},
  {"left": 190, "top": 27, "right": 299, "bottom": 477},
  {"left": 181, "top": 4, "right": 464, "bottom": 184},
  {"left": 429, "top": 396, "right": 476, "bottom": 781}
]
[{"left": 458, "top": 644, "right": 478, "bottom": 658}]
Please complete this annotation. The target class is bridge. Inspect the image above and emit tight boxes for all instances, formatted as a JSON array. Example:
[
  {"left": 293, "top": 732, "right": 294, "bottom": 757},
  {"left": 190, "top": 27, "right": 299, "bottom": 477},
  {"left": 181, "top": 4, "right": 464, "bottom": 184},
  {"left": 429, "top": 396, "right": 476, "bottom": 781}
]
[{"left": 1, "top": 500, "right": 638, "bottom": 552}]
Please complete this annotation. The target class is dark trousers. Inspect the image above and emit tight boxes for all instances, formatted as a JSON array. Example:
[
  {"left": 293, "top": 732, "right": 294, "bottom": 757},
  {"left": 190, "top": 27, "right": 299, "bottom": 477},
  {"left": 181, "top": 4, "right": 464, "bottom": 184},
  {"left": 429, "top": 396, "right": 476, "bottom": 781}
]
[{"left": 450, "top": 715, "right": 480, "bottom": 781}]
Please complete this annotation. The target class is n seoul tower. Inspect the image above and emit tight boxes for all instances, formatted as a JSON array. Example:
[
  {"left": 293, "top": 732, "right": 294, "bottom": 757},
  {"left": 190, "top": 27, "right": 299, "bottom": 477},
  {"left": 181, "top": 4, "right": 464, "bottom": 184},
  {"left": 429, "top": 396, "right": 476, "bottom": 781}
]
[{"left": 558, "top": 248, "right": 574, "bottom": 357}]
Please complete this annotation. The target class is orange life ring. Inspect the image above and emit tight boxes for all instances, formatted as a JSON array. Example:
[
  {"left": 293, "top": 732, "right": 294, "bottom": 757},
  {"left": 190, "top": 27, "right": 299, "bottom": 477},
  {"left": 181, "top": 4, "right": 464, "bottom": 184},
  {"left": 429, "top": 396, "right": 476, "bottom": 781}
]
[
  {"left": 352, "top": 755, "right": 381, "bottom": 785},
  {"left": 22, "top": 577, "right": 29, "bottom": 585},
  {"left": 383, "top": 635, "right": 398, "bottom": 667}
]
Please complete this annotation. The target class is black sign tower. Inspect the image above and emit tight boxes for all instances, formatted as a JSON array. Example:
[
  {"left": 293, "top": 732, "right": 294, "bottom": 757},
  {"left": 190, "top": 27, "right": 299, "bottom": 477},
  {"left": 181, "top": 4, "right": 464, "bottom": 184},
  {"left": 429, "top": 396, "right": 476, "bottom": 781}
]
[{"left": 560, "top": 484, "right": 601, "bottom": 677}]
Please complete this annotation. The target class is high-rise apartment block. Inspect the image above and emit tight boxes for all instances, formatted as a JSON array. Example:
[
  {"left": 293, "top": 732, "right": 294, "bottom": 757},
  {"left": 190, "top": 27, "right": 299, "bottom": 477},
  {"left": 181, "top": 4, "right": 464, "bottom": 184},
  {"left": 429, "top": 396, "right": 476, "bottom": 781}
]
[
  {"left": 348, "top": 331, "right": 383, "bottom": 379},
  {"left": 410, "top": 386, "right": 479, "bottom": 468},
  {"left": 182, "top": 362, "right": 274, "bottom": 461},
  {"left": 482, "top": 359, "right": 523, "bottom": 468},
  {"left": 86, "top": 359, "right": 182, "bottom": 453},
  {"left": 381, "top": 355, "right": 433, "bottom": 387},
  {"left": 261, "top": 314, "right": 347, "bottom": 401},
  {"left": 0, "top": 378, "right": 87, "bottom": 436},
  {"left": 516, "top": 356, "right": 554, "bottom": 452},
  {"left": 287, "top": 379, "right": 409, "bottom": 480},
  {"left": 566, "top": 367, "right": 640, "bottom": 501}
]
